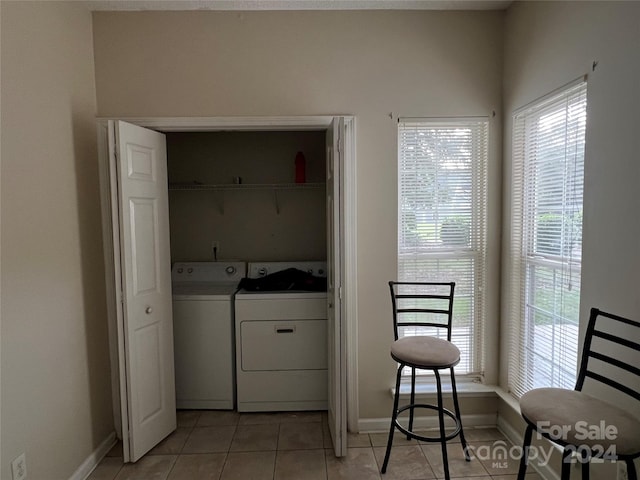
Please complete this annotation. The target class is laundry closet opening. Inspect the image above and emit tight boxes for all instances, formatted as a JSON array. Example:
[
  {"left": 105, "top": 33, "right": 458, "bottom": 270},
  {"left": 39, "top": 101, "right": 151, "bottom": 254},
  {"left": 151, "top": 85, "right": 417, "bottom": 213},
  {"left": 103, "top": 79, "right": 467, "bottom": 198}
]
[
  {"left": 166, "top": 129, "right": 330, "bottom": 415},
  {"left": 99, "top": 116, "right": 351, "bottom": 461}
]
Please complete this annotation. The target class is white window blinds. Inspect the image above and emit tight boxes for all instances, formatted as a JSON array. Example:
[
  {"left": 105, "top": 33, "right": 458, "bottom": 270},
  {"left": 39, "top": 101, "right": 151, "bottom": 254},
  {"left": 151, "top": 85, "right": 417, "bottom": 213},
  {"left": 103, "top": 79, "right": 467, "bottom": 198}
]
[
  {"left": 398, "top": 118, "right": 488, "bottom": 376},
  {"left": 508, "top": 80, "right": 587, "bottom": 398}
]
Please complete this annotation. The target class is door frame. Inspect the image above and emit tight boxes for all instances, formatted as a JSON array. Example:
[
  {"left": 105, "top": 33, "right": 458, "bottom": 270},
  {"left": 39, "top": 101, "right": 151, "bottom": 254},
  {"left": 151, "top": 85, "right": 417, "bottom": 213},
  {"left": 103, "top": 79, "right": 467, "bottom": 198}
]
[{"left": 98, "top": 115, "right": 359, "bottom": 434}]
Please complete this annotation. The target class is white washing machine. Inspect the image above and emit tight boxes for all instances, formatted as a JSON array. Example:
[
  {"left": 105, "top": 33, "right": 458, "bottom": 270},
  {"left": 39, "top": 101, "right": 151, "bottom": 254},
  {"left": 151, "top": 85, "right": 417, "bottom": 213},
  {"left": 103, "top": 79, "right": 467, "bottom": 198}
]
[
  {"left": 172, "top": 261, "right": 246, "bottom": 410},
  {"left": 234, "top": 261, "right": 328, "bottom": 412}
]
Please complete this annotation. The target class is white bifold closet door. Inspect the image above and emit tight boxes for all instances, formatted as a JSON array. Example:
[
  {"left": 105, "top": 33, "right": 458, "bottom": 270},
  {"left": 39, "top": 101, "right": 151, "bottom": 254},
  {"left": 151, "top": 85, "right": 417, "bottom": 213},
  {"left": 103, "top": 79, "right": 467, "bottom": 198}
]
[
  {"left": 106, "top": 120, "right": 176, "bottom": 462},
  {"left": 326, "top": 116, "right": 347, "bottom": 457}
]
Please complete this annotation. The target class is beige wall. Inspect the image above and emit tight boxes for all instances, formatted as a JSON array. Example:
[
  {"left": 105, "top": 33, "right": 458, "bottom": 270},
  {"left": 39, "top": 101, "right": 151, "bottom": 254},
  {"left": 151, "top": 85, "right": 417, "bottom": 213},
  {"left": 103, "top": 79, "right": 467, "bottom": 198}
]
[
  {"left": 93, "top": 9, "right": 504, "bottom": 421},
  {"left": 0, "top": 2, "right": 113, "bottom": 479},
  {"left": 3, "top": 1, "right": 638, "bottom": 476},
  {"left": 501, "top": 2, "right": 640, "bottom": 477},
  {"left": 167, "top": 130, "right": 327, "bottom": 262}
]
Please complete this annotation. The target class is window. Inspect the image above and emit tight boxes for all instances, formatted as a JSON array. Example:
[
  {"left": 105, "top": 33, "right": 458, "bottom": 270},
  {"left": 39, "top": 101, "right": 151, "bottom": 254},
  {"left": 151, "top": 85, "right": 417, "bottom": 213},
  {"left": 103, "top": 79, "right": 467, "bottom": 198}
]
[
  {"left": 508, "top": 80, "right": 587, "bottom": 398},
  {"left": 397, "top": 118, "right": 488, "bottom": 376}
]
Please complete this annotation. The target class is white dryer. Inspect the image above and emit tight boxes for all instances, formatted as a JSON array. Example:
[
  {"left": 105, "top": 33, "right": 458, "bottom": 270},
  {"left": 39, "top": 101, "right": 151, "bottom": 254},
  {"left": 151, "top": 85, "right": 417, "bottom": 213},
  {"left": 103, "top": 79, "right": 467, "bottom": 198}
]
[
  {"left": 172, "top": 261, "right": 246, "bottom": 409},
  {"left": 234, "top": 261, "right": 328, "bottom": 412}
]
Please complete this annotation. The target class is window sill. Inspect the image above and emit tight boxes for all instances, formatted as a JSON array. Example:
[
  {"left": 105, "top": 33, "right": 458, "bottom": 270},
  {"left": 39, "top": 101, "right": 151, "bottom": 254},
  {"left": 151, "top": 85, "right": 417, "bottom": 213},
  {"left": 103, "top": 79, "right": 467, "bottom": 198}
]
[{"left": 391, "top": 380, "right": 498, "bottom": 399}]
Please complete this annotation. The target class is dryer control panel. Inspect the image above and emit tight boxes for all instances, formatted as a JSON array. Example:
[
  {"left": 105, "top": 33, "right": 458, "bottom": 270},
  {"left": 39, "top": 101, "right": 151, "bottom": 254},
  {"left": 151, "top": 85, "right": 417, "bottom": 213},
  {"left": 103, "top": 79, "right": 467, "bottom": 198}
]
[
  {"left": 248, "top": 261, "right": 327, "bottom": 279},
  {"left": 172, "top": 262, "right": 247, "bottom": 283}
]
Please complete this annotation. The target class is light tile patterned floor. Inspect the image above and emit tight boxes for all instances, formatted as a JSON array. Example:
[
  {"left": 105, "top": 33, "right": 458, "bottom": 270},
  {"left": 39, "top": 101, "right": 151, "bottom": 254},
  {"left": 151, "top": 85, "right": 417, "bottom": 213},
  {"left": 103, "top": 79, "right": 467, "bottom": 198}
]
[{"left": 88, "top": 411, "right": 544, "bottom": 480}]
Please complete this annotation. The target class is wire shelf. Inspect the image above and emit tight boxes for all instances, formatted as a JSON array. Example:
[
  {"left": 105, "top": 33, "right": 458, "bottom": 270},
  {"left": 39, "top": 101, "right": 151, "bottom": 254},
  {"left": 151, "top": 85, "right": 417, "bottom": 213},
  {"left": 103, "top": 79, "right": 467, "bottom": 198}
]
[{"left": 168, "top": 182, "right": 325, "bottom": 191}]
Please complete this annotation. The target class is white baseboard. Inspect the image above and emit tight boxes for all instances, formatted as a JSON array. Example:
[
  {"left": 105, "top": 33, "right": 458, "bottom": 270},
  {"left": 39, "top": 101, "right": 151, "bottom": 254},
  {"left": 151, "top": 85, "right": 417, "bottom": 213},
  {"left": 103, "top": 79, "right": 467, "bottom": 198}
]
[
  {"left": 358, "top": 413, "right": 497, "bottom": 434},
  {"left": 69, "top": 431, "right": 117, "bottom": 480}
]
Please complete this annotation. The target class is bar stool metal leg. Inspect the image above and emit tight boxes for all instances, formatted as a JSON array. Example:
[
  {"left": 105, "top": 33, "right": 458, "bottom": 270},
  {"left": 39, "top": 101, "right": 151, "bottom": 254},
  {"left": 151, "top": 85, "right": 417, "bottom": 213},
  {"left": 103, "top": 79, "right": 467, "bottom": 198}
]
[
  {"left": 626, "top": 459, "right": 638, "bottom": 480},
  {"left": 408, "top": 367, "right": 416, "bottom": 440},
  {"left": 517, "top": 424, "right": 533, "bottom": 480},
  {"left": 435, "top": 370, "right": 451, "bottom": 480},
  {"left": 381, "top": 364, "right": 403, "bottom": 473},
  {"left": 450, "top": 366, "right": 470, "bottom": 461},
  {"left": 581, "top": 448, "right": 590, "bottom": 480},
  {"left": 561, "top": 447, "right": 572, "bottom": 480}
]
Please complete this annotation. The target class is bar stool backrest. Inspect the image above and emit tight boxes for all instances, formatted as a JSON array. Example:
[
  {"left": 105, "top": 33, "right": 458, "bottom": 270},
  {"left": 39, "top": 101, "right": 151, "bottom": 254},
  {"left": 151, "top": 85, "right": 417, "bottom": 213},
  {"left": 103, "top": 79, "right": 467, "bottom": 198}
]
[
  {"left": 575, "top": 308, "right": 640, "bottom": 407},
  {"left": 388, "top": 281, "right": 456, "bottom": 342}
]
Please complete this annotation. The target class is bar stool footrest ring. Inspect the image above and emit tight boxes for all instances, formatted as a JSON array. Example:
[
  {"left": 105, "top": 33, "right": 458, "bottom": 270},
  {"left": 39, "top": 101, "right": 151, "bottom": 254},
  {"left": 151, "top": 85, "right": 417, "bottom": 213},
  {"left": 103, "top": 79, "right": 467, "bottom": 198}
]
[{"left": 393, "top": 403, "right": 462, "bottom": 443}]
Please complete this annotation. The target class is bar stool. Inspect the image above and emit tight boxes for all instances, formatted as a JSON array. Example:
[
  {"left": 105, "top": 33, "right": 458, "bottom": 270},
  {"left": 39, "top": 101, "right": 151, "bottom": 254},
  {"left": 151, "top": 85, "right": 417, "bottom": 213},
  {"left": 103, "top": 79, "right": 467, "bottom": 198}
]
[
  {"left": 381, "top": 281, "right": 469, "bottom": 479},
  {"left": 517, "top": 308, "right": 640, "bottom": 480}
]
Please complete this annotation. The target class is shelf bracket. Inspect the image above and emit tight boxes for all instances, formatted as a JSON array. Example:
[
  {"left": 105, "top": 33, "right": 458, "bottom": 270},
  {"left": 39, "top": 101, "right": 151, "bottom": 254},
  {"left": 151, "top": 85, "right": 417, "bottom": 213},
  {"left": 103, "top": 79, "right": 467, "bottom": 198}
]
[
  {"left": 214, "top": 190, "right": 225, "bottom": 215},
  {"left": 274, "top": 189, "right": 280, "bottom": 215}
]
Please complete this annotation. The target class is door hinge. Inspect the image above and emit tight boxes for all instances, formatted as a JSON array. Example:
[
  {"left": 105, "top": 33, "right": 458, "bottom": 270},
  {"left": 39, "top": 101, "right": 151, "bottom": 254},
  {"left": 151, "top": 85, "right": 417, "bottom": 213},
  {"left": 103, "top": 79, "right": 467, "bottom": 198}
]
[{"left": 339, "top": 286, "right": 343, "bottom": 300}]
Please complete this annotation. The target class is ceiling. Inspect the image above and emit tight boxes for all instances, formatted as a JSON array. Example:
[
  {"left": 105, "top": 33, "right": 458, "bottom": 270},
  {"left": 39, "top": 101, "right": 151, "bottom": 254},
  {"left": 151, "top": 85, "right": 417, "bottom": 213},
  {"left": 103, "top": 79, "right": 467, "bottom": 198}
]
[{"left": 87, "top": 0, "right": 512, "bottom": 11}]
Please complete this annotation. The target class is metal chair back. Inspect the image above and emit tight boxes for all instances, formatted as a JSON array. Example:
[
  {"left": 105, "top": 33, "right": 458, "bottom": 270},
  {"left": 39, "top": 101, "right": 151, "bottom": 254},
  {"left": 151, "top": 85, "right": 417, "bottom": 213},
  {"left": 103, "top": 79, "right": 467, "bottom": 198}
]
[
  {"left": 388, "top": 281, "right": 455, "bottom": 342},
  {"left": 575, "top": 307, "right": 640, "bottom": 403}
]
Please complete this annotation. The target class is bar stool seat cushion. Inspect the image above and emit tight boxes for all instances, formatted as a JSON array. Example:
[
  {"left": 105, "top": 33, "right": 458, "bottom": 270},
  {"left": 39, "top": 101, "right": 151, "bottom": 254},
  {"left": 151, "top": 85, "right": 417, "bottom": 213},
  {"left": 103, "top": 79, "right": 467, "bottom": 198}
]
[
  {"left": 520, "top": 387, "right": 640, "bottom": 455},
  {"left": 391, "top": 336, "right": 460, "bottom": 369}
]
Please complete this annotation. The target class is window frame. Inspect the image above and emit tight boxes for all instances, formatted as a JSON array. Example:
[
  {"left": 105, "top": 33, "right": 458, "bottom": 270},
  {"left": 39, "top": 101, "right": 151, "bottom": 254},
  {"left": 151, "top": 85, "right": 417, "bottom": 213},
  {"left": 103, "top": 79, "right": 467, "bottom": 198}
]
[
  {"left": 397, "top": 117, "right": 489, "bottom": 379},
  {"left": 507, "top": 79, "right": 588, "bottom": 399}
]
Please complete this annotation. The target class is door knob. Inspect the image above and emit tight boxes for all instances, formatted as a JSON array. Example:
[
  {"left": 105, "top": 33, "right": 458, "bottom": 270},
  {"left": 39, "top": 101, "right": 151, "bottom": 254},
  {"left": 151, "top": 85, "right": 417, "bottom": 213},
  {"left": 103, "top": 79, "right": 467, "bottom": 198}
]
[{"left": 145, "top": 307, "right": 153, "bottom": 314}]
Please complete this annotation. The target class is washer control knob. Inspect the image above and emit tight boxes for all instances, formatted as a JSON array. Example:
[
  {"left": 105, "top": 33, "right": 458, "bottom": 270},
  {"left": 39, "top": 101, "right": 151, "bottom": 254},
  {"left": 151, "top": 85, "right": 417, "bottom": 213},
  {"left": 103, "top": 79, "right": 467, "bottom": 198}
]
[
  {"left": 177, "top": 268, "right": 183, "bottom": 274},
  {"left": 318, "top": 269, "right": 325, "bottom": 276},
  {"left": 187, "top": 268, "right": 193, "bottom": 274},
  {"left": 225, "top": 266, "right": 236, "bottom": 275},
  {"left": 307, "top": 269, "right": 313, "bottom": 274},
  {"left": 145, "top": 307, "right": 153, "bottom": 314},
  {"left": 258, "top": 267, "right": 267, "bottom": 277}
]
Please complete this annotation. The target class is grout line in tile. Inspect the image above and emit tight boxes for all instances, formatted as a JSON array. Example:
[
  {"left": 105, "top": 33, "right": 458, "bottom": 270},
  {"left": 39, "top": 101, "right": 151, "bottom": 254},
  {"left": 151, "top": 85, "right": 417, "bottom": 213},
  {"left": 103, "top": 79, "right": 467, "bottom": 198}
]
[
  {"left": 272, "top": 446, "right": 278, "bottom": 480},
  {"left": 219, "top": 452, "right": 228, "bottom": 480},
  {"left": 178, "top": 424, "right": 194, "bottom": 456},
  {"left": 164, "top": 454, "right": 177, "bottom": 480}
]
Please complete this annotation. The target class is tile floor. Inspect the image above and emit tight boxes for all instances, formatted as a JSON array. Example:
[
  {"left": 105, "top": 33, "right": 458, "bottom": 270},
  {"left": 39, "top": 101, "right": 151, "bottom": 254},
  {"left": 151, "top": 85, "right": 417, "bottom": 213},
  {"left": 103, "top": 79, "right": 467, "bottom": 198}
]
[{"left": 88, "top": 410, "right": 544, "bottom": 480}]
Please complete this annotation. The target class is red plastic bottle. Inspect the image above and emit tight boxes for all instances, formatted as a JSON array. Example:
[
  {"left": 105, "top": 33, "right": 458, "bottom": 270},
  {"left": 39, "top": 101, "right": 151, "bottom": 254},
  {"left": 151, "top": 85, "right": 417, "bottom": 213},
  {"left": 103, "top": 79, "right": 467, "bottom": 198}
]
[{"left": 295, "top": 151, "right": 306, "bottom": 183}]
